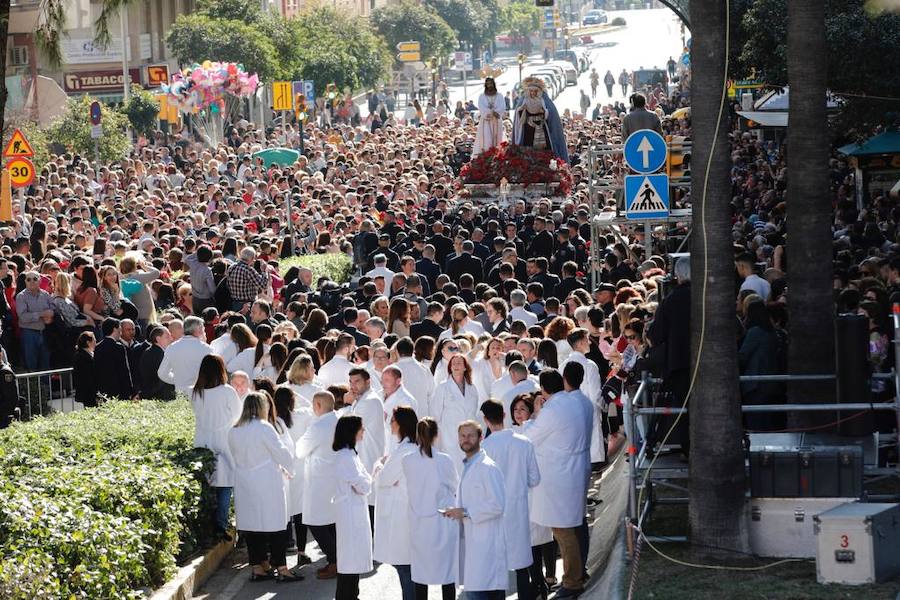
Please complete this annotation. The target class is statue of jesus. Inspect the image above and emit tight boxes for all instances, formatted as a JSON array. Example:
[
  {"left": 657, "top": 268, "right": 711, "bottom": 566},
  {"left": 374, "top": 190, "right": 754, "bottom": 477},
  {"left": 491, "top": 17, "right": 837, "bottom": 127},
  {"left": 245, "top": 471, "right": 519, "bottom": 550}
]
[{"left": 472, "top": 77, "right": 506, "bottom": 156}]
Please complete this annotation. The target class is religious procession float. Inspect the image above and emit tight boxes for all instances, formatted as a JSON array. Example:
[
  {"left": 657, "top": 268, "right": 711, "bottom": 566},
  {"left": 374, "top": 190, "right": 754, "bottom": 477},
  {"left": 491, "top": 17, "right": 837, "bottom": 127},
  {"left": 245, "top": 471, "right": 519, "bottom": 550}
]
[{"left": 461, "top": 76, "right": 573, "bottom": 201}]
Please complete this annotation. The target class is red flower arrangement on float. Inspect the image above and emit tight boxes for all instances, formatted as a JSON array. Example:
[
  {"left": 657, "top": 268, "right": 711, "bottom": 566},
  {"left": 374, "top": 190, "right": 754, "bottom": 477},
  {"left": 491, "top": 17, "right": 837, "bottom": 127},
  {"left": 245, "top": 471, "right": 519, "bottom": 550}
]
[{"left": 460, "top": 142, "right": 573, "bottom": 195}]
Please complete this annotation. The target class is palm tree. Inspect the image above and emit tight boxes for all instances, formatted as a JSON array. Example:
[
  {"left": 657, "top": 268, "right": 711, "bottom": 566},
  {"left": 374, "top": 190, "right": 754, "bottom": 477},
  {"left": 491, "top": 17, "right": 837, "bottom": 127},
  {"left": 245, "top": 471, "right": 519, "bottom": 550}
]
[
  {"left": 786, "top": 0, "right": 833, "bottom": 418},
  {"left": 687, "top": 0, "right": 748, "bottom": 552},
  {"left": 0, "top": 0, "right": 127, "bottom": 135}
]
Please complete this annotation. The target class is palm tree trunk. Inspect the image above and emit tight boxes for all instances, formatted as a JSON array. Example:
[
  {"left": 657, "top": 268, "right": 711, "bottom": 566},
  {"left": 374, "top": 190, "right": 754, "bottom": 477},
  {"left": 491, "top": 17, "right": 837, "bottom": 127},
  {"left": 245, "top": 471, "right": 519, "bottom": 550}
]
[
  {"left": 0, "top": 0, "right": 10, "bottom": 139},
  {"left": 687, "top": 0, "right": 748, "bottom": 552},
  {"left": 786, "top": 0, "right": 833, "bottom": 420}
]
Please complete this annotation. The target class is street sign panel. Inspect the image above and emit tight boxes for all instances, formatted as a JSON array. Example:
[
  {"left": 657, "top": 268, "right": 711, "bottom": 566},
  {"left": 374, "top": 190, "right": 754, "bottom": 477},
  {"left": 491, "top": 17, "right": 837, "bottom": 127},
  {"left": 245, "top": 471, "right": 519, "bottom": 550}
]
[
  {"left": 397, "top": 51, "right": 421, "bottom": 62},
  {"left": 7, "top": 157, "right": 35, "bottom": 188},
  {"left": 146, "top": 64, "right": 170, "bottom": 87},
  {"left": 90, "top": 101, "right": 102, "bottom": 125},
  {"left": 273, "top": 81, "right": 292, "bottom": 111},
  {"left": 396, "top": 41, "right": 421, "bottom": 53},
  {"left": 625, "top": 174, "right": 669, "bottom": 220},
  {"left": 3, "top": 129, "right": 34, "bottom": 158},
  {"left": 623, "top": 129, "right": 668, "bottom": 174},
  {"left": 292, "top": 80, "right": 316, "bottom": 102},
  {"left": 91, "top": 124, "right": 103, "bottom": 139}
]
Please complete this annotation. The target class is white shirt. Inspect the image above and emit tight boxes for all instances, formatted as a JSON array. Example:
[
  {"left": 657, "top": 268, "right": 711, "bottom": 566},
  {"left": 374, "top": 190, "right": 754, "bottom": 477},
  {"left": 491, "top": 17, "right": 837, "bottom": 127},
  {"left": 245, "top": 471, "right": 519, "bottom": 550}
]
[
  {"left": 510, "top": 306, "right": 538, "bottom": 327},
  {"left": 318, "top": 354, "right": 354, "bottom": 388},
  {"left": 157, "top": 335, "right": 214, "bottom": 395},
  {"left": 500, "top": 377, "right": 540, "bottom": 428},
  {"left": 395, "top": 357, "right": 435, "bottom": 407},
  {"left": 365, "top": 266, "right": 395, "bottom": 291},
  {"left": 741, "top": 274, "right": 771, "bottom": 300}
]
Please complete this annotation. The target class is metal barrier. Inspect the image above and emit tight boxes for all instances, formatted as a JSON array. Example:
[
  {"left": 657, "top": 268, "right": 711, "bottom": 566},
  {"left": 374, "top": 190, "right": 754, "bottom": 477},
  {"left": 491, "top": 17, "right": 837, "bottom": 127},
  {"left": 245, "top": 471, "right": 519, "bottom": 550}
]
[{"left": 15, "top": 368, "right": 78, "bottom": 420}]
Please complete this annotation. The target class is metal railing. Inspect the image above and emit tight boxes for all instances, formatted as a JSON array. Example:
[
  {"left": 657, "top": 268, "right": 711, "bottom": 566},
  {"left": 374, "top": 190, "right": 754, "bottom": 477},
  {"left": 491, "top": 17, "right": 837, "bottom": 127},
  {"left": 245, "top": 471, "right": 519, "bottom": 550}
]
[{"left": 15, "top": 368, "right": 78, "bottom": 420}]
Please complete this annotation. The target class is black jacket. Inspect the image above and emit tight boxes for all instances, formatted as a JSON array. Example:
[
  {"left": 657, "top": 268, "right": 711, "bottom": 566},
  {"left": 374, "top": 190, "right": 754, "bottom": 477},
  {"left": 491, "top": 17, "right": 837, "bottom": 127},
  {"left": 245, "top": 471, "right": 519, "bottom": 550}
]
[
  {"left": 343, "top": 325, "right": 371, "bottom": 347},
  {"left": 555, "top": 276, "right": 587, "bottom": 300},
  {"left": 73, "top": 348, "right": 98, "bottom": 408},
  {"left": 647, "top": 282, "right": 691, "bottom": 376},
  {"left": 139, "top": 345, "right": 176, "bottom": 400},
  {"left": 446, "top": 253, "right": 484, "bottom": 285},
  {"left": 124, "top": 341, "right": 149, "bottom": 392},
  {"left": 410, "top": 319, "right": 444, "bottom": 341},
  {"left": 415, "top": 258, "right": 442, "bottom": 293},
  {"left": 94, "top": 338, "right": 134, "bottom": 400}
]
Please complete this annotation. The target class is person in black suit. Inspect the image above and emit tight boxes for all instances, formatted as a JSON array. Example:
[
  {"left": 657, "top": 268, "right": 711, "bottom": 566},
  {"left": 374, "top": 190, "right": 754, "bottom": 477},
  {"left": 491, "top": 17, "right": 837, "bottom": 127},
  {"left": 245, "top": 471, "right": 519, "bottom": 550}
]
[
  {"left": 410, "top": 302, "right": 445, "bottom": 341},
  {"left": 415, "top": 245, "right": 442, "bottom": 293},
  {"left": 471, "top": 229, "right": 492, "bottom": 262},
  {"left": 140, "top": 326, "right": 176, "bottom": 400},
  {"left": 527, "top": 216, "right": 555, "bottom": 260},
  {"left": 555, "top": 261, "right": 587, "bottom": 301},
  {"left": 341, "top": 307, "right": 370, "bottom": 347},
  {"left": 120, "top": 319, "right": 149, "bottom": 392},
  {"left": 458, "top": 274, "right": 477, "bottom": 305},
  {"left": 530, "top": 257, "right": 560, "bottom": 299},
  {"left": 604, "top": 252, "right": 636, "bottom": 284},
  {"left": 73, "top": 331, "right": 99, "bottom": 408},
  {"left": 446, "top": 241, "right": 484, "bottom": 285},
  {"left": 367, "top": 234, "right": 401, "bottom": 272},
  {"left": 484, "top": 297, "right": 510, "bottom": 336},
  {"left": 94, "top": 318, "right": 134, "bottom": 400},
  {"left": 428, "top": 222, "right": 454, "bottom": 260}
]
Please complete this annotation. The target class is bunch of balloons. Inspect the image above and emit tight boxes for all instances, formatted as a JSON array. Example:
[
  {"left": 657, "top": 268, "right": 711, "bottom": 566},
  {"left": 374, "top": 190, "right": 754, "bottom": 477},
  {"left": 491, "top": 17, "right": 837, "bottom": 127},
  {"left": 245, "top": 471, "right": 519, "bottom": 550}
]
[{"left": 161, "top": 61, "right": 259, "bottom": 114}]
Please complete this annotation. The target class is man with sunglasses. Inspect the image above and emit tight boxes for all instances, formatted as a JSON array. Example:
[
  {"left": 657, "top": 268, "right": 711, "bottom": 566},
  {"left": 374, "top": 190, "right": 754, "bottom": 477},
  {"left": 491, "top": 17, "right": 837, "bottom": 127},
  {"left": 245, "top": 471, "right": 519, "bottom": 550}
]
[{"left": 15, "top": 271, "right": 54, "bottom": 373}]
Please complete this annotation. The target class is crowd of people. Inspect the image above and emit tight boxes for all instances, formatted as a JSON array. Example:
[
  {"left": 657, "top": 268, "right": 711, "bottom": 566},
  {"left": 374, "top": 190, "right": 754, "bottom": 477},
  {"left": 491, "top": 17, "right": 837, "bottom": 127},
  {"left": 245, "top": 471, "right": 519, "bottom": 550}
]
[{"left": 0, "top": 52, "right": 894, "bottom": 596}]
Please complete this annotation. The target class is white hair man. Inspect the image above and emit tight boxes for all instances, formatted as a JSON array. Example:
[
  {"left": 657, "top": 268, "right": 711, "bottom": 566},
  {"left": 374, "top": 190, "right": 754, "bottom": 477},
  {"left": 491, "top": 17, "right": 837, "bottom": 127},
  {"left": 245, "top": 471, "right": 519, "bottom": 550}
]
[{"left": 157, "top": 316, "right": 213, "bottom": 395}]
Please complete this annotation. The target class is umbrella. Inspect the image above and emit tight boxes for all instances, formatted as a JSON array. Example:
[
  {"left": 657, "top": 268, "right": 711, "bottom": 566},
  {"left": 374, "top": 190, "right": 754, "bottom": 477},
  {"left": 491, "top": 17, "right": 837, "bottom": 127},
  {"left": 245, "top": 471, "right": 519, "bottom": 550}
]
[
  {"left": 670, "top": 106, "right": 691, "bottom": 120},
  {"left": 252, "top": 148, "right": 301, "bottom": 167}
]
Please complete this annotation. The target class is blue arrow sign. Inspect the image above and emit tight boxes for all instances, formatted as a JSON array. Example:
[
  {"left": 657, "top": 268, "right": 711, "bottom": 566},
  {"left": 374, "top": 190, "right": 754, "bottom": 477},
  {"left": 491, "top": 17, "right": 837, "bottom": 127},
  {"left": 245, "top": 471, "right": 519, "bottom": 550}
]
[
  {"left": 623, "top": 129, "right": 667, "bottom": 174},
  {"left": 625, "top": 174, "right": 670, "bottom": 220}
]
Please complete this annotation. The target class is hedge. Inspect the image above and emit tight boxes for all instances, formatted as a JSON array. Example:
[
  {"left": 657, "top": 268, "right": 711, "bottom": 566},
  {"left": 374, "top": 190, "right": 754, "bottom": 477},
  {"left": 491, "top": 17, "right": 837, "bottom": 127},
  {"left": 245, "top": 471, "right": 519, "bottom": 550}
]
[
  {"left": 279, "top": 253, "right": 354, "bottom": 288},
  {"left": 0, "top": 400, "right": 215, "bottom": 599}
]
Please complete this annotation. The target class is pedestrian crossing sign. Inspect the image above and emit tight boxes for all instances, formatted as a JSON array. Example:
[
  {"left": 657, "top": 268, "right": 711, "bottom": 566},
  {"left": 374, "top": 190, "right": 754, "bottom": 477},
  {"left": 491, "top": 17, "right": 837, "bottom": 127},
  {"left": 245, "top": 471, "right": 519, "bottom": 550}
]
[{"left": 624, "top": 174, "right": 669, "bottom": 220}]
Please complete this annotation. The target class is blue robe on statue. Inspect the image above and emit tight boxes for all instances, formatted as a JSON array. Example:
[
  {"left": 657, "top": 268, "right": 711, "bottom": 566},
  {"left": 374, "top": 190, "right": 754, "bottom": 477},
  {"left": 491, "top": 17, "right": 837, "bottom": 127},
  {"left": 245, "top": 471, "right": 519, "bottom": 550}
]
[{"left": 512, "top": 91, "right": 569, "bottom": 164}]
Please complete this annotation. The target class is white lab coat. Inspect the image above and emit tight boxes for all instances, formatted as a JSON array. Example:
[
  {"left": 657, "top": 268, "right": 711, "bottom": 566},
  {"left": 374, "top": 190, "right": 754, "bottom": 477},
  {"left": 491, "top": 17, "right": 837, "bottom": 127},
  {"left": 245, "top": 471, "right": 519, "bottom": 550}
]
[
  {"left": 296, "top": 410, "right": 339, "bottom": 526},
  {"left": 285, "top": 407, "right": 315, "bottom": 517},
  {"left": 318, "top": 355, "right": 353, "bottom": 388},
  {"left": 210, "top": 334, "right": 239, "bottom": 366},
  {"left": 191, "top": 384, "right": 243, "bottom": 487},
  {"left": 346, "top": 389, "right": 386, "bottom": 504},
  {"left": 561, "top": 351, "right": 606, "bottom": 463},
  {"left": 482, "top": 429, "right": 541, "bottom": 570},
  {"left": 490, "top": 373, "right": 514, "bottom": 402},
  {"left": 227, "top": 419, "right": 294, "bottom": 532},
  {"left": 373, "top": 438, "right": 418, "bottom": 565},
  {"left": 431, "top": 378, "right": 480, "bottom": 472},
  {"left": 457, "top": 450, "right": 507, "bottom": 591},
  {"left": 438, "top": 320, "right": 485, "bottom": 342},
  {"left": 288, "top": 382, "right": 322, "bottom": 408},
  {"left": 509, "top": 306, "right": 538, "bottom": 327},
  {"left": 157, "top": 335, "right": 213, "bottom": 395},
  {"left": 395, "top": 357, "right": 435, "bottom": 410},
  {"left": 333, "top": 448, "right": 374, "bottom": 575},
  {"left": 432, "top": 358, "right": 450, "bottom": 386},
  {"left": 522, "top": 392, "right": 590, "bottom": 528},
  {"left": 402, "top": 449, "right": 459, "bottom": 585},
  {"left": 500, "top": 378, "right": 540, "bottom": 428},
  {"left": 473, "top": 358, "right": 504, "bottom": 403},
  {"left": 227, "top": 347, "right": 257, "bottom": 376}
]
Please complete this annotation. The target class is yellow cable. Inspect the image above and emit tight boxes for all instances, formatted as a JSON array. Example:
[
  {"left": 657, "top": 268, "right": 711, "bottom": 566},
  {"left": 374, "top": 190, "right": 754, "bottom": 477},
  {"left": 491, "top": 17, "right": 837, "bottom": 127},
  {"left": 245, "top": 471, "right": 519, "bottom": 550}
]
[{"left": 631, "top": 0, "right": 804, "bottom": 573}]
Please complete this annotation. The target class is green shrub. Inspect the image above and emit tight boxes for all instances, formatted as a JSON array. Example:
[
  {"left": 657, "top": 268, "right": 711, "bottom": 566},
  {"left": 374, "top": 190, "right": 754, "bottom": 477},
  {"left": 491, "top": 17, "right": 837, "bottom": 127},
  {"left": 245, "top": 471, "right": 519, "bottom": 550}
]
[
  {"left": 0, "top": 400, "right": 215, "bottom": 599},
  {"left": 279, "top": 253, "right": 354, "bottom": 287},
  {"left": 611, "top": 16, "right": 627, "bottom": 26}
]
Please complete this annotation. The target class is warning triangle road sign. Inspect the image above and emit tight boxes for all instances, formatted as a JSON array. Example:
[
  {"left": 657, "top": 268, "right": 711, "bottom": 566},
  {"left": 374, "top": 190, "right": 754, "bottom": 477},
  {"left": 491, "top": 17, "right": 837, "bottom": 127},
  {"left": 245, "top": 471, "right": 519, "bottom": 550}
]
[
  {"left": 3, "top": 129, "right": 34, "bottom": 158},
  {"left": 624, "top": 174, "right": 670, "bottom": 221}
]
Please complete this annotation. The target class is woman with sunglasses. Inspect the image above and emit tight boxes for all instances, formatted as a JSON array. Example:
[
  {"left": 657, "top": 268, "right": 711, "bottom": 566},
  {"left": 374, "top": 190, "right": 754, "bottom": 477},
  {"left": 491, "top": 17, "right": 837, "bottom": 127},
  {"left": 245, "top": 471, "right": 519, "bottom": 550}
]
[{"left": 430, "top": 338, "right": 460, "bottom": 387}]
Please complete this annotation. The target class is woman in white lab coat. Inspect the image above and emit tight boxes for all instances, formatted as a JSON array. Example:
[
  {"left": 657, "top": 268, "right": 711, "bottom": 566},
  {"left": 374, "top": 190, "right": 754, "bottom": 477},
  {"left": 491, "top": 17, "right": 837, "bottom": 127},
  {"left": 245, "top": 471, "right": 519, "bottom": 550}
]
[
  {"left": 373, "top": 406, "right": 420, "bottom": 600},
  {"left": 191, "top": 354, "right": 243, "bottom": 540},
  {"left": 472, "top": 337, "right": 506, "bottom": 402},
  {"left": 285, "top": 353, "right": 322, "bottom": 408},
  {"left": 332, "top": 415, "right": 374, "bottom": 600},
  {"left": 273, "top": 386, "right": 315, "bottom": 566},
  {"left": 430, "top": 354, "right": 480, "bottom": 472},
  {"left": 227, "top": 392, "right": 301, "bottom": 582},
  {"left": 430, "top": 338, "right": 461, "bottom": 388},
  {"left": 226, "top": 323, "right": 258, "bottom": 376},
  {"left": 401, "top": 417, "right": 459, "bottom": 600}
]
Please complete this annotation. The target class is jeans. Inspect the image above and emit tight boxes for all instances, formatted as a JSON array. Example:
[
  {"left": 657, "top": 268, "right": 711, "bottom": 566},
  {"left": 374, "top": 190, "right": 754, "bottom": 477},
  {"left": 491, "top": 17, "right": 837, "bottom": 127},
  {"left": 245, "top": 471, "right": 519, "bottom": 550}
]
[
  {"left": 466, "top": 591, "right": 504, "bottom": 600},
  {"left": 395, "top": 564, "right": 415, "bottom": 600},
  {"left": 214, "top": 487, "right": 232, "bottom": 531},
  {"left": 21, "top": 329, "right": 49, "bottom": 371},
  {"left": 307, "top": 523, "right": 337, "bottom": 564},
  {"left": 335, "top": 573, "right": 360, "bottom": 600}
]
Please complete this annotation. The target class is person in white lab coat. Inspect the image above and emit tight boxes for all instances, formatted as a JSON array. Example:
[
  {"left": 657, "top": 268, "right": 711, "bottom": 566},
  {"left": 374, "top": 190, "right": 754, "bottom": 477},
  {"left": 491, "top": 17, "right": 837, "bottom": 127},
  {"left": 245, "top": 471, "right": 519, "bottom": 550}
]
[
  {"left": 191, "top": 354, "right": 243, "bottom": 540},
  {"left": 296, "top": 390, "right": 340, "bottom": 579},
  {"left": 480, "top": 400, "right": 541, "bottom": 600},
  {"left": 394, "top": 337, "right": 435, "bottom": 406},
  {"left": 511, "top": 394, "right": 557, "bottom": 597},
  {"left": 430, "top": 338, "right": 461, "bottom": 387},
  {"left": 318, "top": 333, "right": 355, "bottom": 388},
  {"left": 227, "top": 392, "right": 301, "bottom": 582},
  {"left": 382, "top": 366, "right": 419, "bottom": 429},
  {"left": 472, "top": 338, "right": 505, "bottom": 402},
  {"left": 225, "top": 323, "right": 258, "bottom": 376},
  {"left": 402, "top": 417, "right": 459, "bottom": 600},
  {"left": 373, "top": 406, "right": 420, "bottom": 600},
  {"left": 442, "top": 420, "right": 507, "bottom": 599},
  {"left": 346, "top": 367, "right": 386, "bottom": 523},
  {"left": 430, "top": 355, "right": 480, "bottom": 472},
  {"left": 285, "top": 353, "right": 323, "bottom": 408},
  {"left": 521, "top": 370, "right": 590, "bottom": 598},
  {"left": 272, "top": 385, "right": 315, "bottom": 567},
  {"left": 560, "top": 328, "right": 605, "bottom": 465},
  {"left": 331, "top": 415, "right": 374, "bottom": 600},
  {"left": 500, "top": 361, "right": 540, "bottom": 428},
  {"left": 157, "top": 316, "right": 213, "bottom": 395}
]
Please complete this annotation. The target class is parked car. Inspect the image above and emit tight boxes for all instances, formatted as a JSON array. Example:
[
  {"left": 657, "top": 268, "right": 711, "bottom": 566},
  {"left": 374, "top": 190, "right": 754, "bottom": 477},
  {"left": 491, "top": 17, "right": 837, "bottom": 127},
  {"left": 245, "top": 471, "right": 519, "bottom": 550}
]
[
  {"left": 548, "top": 60, "right": 578, "bottom": 85},
  {"left": 533, "top": 68, "right": 565, "bottom": 96},
  {"left": 553, "top": 50, "right": 580, "bottom": 72},
  {"left": 582, "top": 9, "right": 608, "bottom": 25}
]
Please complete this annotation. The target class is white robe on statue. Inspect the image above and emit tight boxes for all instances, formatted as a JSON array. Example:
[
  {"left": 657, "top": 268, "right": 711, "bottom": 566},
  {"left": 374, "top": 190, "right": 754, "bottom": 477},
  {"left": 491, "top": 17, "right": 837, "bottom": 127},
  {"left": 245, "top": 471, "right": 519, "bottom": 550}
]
[{"left": 472, "top": 93, "right": 507, "bottom": 155}]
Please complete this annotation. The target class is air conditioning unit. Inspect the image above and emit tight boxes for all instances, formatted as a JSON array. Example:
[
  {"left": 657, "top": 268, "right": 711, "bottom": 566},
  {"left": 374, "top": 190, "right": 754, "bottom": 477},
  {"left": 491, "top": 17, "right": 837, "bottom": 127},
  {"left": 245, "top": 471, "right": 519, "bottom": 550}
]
[{"left": 9, "top": 46, "right": 28, "bottom": 67}]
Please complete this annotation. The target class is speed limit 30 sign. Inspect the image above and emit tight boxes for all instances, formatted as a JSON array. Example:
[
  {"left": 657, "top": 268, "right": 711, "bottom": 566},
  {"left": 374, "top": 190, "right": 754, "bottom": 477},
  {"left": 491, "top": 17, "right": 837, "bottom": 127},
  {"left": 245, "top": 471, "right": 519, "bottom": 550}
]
[{"left": 7, "top": 157, "right": 35, "bottom": 188}]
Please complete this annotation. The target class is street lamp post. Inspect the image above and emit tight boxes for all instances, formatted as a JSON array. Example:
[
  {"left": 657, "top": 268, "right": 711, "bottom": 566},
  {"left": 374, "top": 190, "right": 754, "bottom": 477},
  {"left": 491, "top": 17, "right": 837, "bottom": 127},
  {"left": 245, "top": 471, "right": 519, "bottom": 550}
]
[
  {"left": 565, "top": 33, "right": 570, "bottom": 52},
  {"left": 517, "top": 53, "right": 525, "bottom": 84},
  {"left": 430, "top": 57, "right": 438, "bottom": 105}
]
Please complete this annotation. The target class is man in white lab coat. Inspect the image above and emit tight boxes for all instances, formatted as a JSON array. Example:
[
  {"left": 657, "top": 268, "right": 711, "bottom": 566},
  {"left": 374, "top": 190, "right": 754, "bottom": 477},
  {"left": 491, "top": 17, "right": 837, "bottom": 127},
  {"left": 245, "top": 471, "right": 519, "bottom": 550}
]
[
  {"left": 443, "top": 420, "right": 507, "bottom": 599},
  {"left": 560, "top": 328, "right": 605, "bottom": 465},
  {"left": 157, "top": 316, "right": 212, "bottom": 395},
  {"left": 480, "top": 400, "right": 541, "bottom": 600},
  {"left": 318, "top": 333, "right": 355, "bottom": 388},
  {"left": 500, "top": 361, "right": 540, "bottom": 428},
  {"left": 346, "top": 367, "right": 386, "bottom": 526},
  {"left": 394, "top": 337, "right": 435, "bottom": 406},
  {"left": 522, "top": 370, "right": 590, "bottom": 598},
  {"left": 296, "top": 390, "right": 340, "bottom": 579},
  {"left": 381, "top": 366, "right": 419, "bottom": 421}
]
